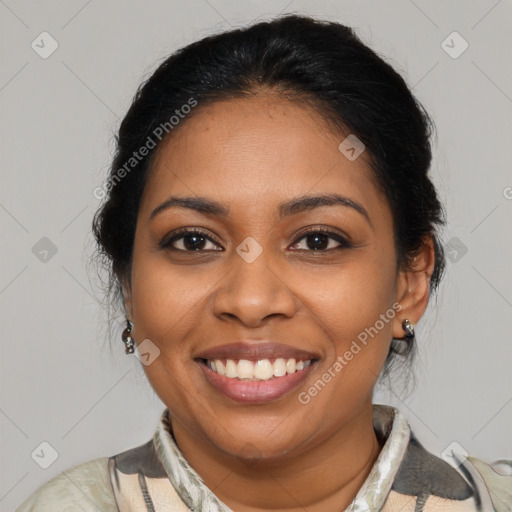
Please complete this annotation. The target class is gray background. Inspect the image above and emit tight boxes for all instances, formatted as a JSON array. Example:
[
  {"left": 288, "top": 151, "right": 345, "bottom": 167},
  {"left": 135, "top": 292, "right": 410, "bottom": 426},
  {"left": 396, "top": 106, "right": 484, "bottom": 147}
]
[{"left": 1, "top": 0, "right": 511, "bottom": 510}]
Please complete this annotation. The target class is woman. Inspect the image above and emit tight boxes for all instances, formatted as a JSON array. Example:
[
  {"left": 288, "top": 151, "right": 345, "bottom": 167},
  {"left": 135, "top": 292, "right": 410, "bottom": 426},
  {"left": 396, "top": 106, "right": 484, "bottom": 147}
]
[{"left": 17, "top": 14, "right": 511, "bottom": 512}]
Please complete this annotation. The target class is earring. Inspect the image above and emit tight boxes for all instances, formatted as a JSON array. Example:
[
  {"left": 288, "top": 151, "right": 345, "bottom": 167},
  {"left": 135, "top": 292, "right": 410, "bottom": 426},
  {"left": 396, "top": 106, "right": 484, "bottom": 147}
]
[
  {"left": 402, "top": 319, "right": 415, "bottom": 338},
  {"left": 390, "top": 319, "right": 415, "bottom": 356},
  {"left": 121, "top": 319, "right": 135, "bottom": 354}
]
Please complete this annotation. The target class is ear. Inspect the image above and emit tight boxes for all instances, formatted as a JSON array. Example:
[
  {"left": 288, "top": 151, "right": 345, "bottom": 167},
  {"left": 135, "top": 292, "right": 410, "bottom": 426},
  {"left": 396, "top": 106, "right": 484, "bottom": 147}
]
[
  {"left": 392, "top": 236, "right": 436, "bottom": 339},
  {"left": 120, "top": 275, "right": 133, "bottom": 321}
]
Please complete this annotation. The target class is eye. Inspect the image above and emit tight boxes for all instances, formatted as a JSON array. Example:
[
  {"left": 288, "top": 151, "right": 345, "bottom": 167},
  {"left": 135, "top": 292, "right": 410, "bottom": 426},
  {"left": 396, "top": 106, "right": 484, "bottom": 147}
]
[
  {"left": 290, "top": 228, "right": 351, "bottom": 252},
  {"left": 160, "top": 227, "right": 351, "bottom": 253},
  {"left": 160, "top": 228, "right": 222, "bottom": 252}
]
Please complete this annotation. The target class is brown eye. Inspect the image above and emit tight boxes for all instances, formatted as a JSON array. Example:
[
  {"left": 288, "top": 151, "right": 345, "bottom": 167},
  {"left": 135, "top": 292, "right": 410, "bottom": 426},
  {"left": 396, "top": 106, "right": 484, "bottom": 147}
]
[
  {"left": 290, "top": 229, "right": 351, "bottom": 251},
  {"left": 161, "top": 229, "right": 222, "bottom": 252}
]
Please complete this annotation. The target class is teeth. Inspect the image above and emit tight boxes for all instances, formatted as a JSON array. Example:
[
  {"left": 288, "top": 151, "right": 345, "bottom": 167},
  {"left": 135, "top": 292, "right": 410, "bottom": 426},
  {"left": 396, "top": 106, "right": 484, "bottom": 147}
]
[
  {"left": 225, "top": 360, "right": 237, "bottom": 378},
  {"left": 286, "top": 358, "right": 296, "bottom": 374},
  {"left": 207, "top": 357, "right": 312, "bottom": 380},
  {"left": 214, "top": 359, "right": 225, "bottom": 375},
  {"left": 237, "top": 359, "right": 254, "bottom": 379},
  {"left": 254, "top": 360, "right": 274, "bottom": 380},
  {"left": 273, "top": 358, "right": 287, "bottom": 377}
]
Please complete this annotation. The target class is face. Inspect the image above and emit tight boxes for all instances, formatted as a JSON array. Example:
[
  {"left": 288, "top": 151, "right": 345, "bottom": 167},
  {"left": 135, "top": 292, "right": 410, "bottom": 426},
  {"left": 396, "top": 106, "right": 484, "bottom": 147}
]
[{"left": 124, "top": 91, "right": 421, "bottom": 462}]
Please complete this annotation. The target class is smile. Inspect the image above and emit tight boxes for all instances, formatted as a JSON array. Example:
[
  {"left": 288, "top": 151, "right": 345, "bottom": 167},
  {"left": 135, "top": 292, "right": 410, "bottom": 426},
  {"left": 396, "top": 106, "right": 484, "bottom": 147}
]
[
  {"left": 194, "top": 341, "right": 320, "bottom": 403},
  {"left": 205, "top": 358, "right": 313, "bottom": 381},
  {"left": 197, "top": 357, "right": 318, "bottom": 403}
]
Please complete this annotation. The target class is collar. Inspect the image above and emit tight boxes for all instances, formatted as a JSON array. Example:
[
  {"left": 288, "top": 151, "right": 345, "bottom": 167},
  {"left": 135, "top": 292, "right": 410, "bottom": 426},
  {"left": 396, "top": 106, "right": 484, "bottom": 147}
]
[{"left": 152, "top": 404, "right": 411, "bottom": 511}]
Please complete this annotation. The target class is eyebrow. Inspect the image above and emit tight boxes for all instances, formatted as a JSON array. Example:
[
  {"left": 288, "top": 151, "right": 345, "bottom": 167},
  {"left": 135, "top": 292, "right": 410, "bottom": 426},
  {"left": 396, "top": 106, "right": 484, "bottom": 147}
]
[{"left": 150, "top": 193, "right": 371, "bottom": 224}]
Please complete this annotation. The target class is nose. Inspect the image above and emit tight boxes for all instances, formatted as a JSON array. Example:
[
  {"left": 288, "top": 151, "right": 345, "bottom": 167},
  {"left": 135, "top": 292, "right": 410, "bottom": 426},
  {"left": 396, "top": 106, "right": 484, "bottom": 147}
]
[{"left": 212, "top": 247, "right": 298, "bottom": 328}]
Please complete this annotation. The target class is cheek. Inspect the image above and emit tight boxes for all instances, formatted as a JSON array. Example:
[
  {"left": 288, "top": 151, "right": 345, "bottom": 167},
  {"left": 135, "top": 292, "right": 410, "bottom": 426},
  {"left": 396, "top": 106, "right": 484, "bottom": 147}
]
[
  {"left": 133, "top": 269, "right": 202, "bottom": 321},
  {"left": 299, "top": 258, "right": 398, "bottom": 405},
  {"left": 302, "top": 253, "right": 398, "bottom": 343},
  {"left": 128, "top": 248, "right": 213, "bottom": 420},
  {"left": 295, "top": 258, "right": 398, "bottom": 416},
  {"left": 129, "top": 244, "right": 217, "bottom": 344}
]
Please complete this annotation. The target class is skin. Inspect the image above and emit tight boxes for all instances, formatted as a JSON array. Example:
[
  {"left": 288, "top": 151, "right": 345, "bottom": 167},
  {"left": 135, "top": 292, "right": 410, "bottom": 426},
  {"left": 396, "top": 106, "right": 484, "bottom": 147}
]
[{"left": 123, "top": 90, "right": 435, "bottom": 511}]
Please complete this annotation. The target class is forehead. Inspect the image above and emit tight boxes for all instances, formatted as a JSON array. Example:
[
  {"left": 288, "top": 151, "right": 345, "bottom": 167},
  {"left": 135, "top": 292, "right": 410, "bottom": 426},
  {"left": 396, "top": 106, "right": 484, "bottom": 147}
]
[{"left": 140, "top": 92, "right": 386, "bottom": 217}]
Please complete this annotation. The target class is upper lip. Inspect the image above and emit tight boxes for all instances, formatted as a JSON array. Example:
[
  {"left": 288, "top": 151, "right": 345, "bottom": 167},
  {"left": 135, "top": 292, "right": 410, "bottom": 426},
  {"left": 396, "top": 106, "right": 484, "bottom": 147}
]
[{"left": 195, "top": 342, "right": 320, "bottom": 362}]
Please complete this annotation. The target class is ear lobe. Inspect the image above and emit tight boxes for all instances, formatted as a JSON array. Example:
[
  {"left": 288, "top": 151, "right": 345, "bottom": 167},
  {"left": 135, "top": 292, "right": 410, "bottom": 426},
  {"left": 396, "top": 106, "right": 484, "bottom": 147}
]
[{"left": 392, "top": 236, "right": 436, "bottom": 339}]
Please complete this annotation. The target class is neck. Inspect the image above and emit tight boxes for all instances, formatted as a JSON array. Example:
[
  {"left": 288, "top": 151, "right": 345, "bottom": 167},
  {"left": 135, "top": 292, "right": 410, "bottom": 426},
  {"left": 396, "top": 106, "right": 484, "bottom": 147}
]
[{"left": 171, "top": 404, "right": 383, "bottom": 512}]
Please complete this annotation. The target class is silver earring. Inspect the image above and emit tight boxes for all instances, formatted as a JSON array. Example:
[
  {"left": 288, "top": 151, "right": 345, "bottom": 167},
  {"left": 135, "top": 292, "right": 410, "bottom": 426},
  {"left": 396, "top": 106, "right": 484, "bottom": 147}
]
[
  {"left": 122, "top": 319, "right": 135, "bottom": 354},
  {"left": 402, "top": 319, "right": 415, "bottom": 338},
  {"left": 390, "top": 319, "right": 415, "bottom": 356}
]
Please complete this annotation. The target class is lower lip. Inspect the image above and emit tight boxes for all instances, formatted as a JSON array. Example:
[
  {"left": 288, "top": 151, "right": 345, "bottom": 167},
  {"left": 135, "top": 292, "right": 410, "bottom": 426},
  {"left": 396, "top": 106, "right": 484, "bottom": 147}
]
[{"left": 197, "top": 360, "right": 317, "bottom": 403}]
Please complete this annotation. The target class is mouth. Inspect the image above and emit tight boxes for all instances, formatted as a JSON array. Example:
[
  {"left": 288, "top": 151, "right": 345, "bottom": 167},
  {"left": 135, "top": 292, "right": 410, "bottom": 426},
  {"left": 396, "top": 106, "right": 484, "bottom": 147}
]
[
  {"left": 200, "top": 357, "right": 314, "bottom": 380},
  {"left": 194, "top": 342, "right": 320, "bottom": 403}
]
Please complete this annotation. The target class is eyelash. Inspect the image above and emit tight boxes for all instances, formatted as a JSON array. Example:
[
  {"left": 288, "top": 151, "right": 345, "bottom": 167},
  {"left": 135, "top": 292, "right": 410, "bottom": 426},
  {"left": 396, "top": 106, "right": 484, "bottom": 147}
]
[{"left": 160, "top": 227, "right": 352, "bottom": 253}]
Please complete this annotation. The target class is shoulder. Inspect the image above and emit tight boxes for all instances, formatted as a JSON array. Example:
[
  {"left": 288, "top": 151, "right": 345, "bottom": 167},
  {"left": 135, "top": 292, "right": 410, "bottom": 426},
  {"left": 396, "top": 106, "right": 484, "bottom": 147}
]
[
  {"left": 465, "top": 456, "right": 512, "bottom": 512},
  {"left": 392, "top": 434, "right": 474, "bottom": 500},
  {"left": 16, "top": 457, "right": 117, "bottom": 512},
  {"left": 388, "top": 432, "right": 512, "bottom": 511}
]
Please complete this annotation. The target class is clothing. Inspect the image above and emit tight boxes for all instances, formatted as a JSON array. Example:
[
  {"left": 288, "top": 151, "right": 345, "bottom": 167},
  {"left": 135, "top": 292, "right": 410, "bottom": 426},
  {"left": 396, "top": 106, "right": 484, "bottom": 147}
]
[{"left": 16, "top": 405, "right": 512, "bottom": 511}]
